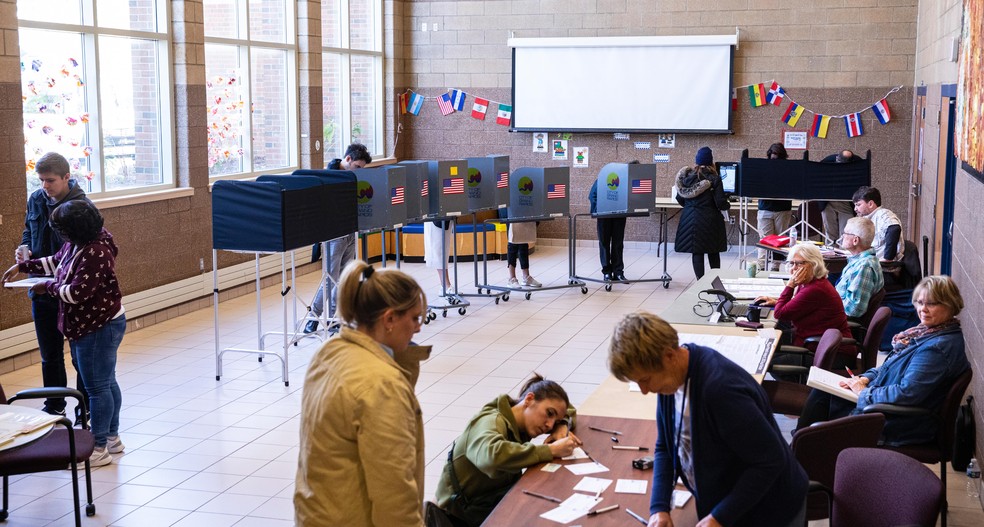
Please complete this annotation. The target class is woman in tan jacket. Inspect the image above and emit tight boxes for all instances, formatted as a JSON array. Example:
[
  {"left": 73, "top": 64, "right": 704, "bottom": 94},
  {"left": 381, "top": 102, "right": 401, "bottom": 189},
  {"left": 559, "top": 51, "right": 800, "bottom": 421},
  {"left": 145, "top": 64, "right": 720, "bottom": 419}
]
[{"left": 295, "top": 260, "right": 428, "bottom": 527}]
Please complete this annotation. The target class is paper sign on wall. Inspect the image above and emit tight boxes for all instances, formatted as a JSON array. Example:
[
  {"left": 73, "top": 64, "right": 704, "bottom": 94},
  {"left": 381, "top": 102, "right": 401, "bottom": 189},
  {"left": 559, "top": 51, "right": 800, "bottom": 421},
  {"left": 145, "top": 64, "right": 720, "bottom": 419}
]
[
  {"left": 573, "top": 147, "right": 589, "bottom": 167},
  {"left": 533, "top": 132, "right": 548, "bottom": 153},
  {"left": 552, "top": 139, "right": 568, "bottom": 160}
]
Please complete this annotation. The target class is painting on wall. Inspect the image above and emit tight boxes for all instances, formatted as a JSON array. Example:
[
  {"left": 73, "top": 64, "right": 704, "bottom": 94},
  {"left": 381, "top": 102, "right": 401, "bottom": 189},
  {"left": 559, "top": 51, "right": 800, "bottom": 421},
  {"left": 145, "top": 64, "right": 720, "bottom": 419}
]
[{"left": 956, "top": 0, "right": 984, "bottom": 180}]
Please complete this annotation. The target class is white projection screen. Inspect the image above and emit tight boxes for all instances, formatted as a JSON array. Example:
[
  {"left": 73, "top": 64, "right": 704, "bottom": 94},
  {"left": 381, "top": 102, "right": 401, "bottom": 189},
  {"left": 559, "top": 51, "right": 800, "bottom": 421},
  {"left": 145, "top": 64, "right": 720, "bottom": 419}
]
[{"left": 509, "top": 35, "right": 737, "bottom": 133}]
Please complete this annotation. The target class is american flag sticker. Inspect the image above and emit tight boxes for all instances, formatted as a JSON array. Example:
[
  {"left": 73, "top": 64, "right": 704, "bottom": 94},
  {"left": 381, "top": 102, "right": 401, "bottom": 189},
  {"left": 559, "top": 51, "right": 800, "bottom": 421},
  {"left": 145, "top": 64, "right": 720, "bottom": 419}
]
[
  {"left": 631, "top": 179, "right": 652, "bottom": 194},
  {"left": 497, "top": 171, "right": 509, "bottom": 189},
  {"left": 421, "top": 180, "right": 429, "bottom": 196},
  {"left": 546, "top": 183, "right": 566, "bottom": 199},
  {"left": 443, "top": 178, "right": 464, "bottom": 194},
  {"left": 391, "top": 186, "right": 405, "bottom": 205}
]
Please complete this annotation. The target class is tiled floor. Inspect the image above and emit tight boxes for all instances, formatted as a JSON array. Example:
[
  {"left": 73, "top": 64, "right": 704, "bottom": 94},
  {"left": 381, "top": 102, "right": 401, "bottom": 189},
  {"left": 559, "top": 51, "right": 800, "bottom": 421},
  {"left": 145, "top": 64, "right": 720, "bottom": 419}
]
[{"left": 2, "top": 244, "right": 981, "bottom": 526}]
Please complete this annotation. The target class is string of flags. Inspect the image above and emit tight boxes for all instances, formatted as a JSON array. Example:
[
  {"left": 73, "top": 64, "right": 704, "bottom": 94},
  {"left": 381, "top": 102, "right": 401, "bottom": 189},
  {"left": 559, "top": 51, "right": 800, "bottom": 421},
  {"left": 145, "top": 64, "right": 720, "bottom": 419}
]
[
  {"left": 399, "top": 88, "right": 513, "bottom": 126},
  {"left": 732, "top": 80, "right": 903, "bottom": 139}
]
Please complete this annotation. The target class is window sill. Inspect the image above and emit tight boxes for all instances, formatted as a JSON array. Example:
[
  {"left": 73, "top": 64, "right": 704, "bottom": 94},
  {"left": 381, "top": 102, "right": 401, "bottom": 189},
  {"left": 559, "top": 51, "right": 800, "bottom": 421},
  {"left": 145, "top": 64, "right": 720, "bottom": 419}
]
[{"left": 92, "top": 187, "right": 195, "bottom": 209}]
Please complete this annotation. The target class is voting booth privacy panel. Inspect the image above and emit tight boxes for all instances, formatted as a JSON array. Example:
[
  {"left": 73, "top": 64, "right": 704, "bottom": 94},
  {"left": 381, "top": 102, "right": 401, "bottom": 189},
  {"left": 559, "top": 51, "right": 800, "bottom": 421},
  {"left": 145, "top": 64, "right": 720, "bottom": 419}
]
[
  {"left": 211, "top": 173, "right": 357, "bottom": 252},
  {"left": 354, "top": 166, "right": 408, "bottom": 231},
  {"left": 508, "top": 167, "right": 571, "bottom": 219},
  {"left": 737, "top": 150, "right": 872, "bottom": 200},
  {"left": 396, "top": 160, "right": 429, "bottom": 222},
  {"left": 594, "top": 162, "right": 657, "bottom": 214},
  {"left": 426, "top": 160, "right": 469, "bottom": 217},
  {"left": 465, "top": 155, "right": 510, "bottom": 211}
]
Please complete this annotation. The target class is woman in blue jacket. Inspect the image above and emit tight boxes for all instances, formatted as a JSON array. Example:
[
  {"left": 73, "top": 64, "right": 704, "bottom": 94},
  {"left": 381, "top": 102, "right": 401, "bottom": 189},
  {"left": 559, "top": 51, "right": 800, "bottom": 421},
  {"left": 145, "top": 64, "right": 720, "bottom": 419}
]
[{"left": 798, "top": 275, "right": 970, "bottom": 446}]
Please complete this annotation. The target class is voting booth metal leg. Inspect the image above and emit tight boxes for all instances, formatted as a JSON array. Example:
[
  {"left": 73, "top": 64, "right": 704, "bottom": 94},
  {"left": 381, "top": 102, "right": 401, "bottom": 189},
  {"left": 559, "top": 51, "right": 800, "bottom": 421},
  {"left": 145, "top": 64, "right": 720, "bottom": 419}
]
[
  {"left": 570, "top": 213, "right": 672, "bottom": 291},
  {"left": 457, "top": 216, "right": 506, "bottom": 302}
]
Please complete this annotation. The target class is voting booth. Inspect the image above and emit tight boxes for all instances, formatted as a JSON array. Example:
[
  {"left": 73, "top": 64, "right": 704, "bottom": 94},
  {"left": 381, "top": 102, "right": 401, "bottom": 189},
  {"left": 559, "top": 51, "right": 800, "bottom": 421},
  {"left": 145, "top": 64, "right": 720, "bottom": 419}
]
[
  {"left": 507, "top": 166, "right": 571, "bottom": 219},
  {"left": 425, "top": 159, "right": 469, "bottom": 217},
  {"left": 397, "top": 160, "right": 429, "bottom": 222},
  {"left": 355, "top": 165, "right": 408, "bottom": 231},
  {"left": 594, "top": 162, "right": 657, "bottom": 215},
  {"left": 737, "top": 150, "right": 872, "bottom": 200},
  {"left": 465, "top": 155, "right": 510, "bottom": 212}
]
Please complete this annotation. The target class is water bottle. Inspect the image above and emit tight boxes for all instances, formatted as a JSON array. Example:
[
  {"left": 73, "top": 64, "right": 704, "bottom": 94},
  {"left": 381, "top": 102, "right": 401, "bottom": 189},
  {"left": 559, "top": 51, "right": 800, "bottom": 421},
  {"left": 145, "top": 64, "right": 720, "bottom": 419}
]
[
  {"left": 967, "top": 457, "right": 981, "bottom": 498},
  {"left": 789, "top": 228, "right": 798, "bottom": 246}
]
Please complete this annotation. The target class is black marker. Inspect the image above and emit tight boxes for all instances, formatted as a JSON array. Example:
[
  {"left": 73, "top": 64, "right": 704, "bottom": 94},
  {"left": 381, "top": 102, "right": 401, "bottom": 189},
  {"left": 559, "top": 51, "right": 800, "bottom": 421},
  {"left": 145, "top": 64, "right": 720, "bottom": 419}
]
[{"left": 522, "top": 489, "right": 562, "bottom": 503}]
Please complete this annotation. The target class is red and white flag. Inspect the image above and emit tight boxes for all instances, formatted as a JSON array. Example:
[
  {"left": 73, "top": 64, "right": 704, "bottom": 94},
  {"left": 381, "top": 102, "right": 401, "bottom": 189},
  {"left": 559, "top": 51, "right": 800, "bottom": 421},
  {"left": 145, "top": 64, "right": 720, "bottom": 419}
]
[
  {"left": 421, "top": 180, "right": 429, "bottom": 196},
  {"left": 472, "top": 98, "right": 489, "bottom": 120}
]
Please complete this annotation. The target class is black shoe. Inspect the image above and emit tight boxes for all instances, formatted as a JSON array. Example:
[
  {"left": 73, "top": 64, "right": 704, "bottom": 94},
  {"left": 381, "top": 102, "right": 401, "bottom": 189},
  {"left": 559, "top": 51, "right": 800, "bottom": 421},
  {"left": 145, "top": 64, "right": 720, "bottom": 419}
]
[
  {"left": 603, "top": 273, "right": 612, "bottom": 282},
  {"left": 304, "top": 320, "right": 319, "bottom": 334},
  {"left": 42, "top": 405, "right": 67, "bottom": 417},
  {"left": 615, "top": 274, "right": 628, "bottom": 282}
]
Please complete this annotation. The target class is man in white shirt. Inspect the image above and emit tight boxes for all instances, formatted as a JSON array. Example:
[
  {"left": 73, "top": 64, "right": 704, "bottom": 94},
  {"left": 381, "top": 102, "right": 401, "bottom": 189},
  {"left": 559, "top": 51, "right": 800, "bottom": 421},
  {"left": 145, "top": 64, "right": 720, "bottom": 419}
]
[{"left": 852, "top": 186, "right": 904, "bottom": 262}]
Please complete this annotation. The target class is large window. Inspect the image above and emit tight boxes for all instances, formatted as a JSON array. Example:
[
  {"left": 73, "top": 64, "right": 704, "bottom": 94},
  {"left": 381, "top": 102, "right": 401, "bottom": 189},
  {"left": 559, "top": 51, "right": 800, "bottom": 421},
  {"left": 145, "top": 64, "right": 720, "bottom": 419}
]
[
  {"left": 322, "top": 0, "right": 383, "bottom": 163},
  {"left": 18, "top": 0, "right": 173, "bottom": 196},
  {"left": 203, "top": 0, "right": 297, "bottom": 178}
]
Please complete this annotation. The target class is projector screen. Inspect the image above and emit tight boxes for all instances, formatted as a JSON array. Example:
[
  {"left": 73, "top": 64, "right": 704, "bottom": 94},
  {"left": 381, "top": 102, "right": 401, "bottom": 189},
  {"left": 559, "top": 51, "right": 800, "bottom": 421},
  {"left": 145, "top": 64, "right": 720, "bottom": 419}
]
[{"left": 510, "top": 35, "right": 736, "bottom": 133}]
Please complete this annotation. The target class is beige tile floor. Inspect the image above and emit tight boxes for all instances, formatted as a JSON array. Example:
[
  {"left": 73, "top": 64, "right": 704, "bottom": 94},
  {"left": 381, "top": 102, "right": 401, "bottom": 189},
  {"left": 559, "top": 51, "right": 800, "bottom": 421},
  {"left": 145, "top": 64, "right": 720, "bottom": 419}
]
[{"left": 1, "top": 244, "right": 981, "bottom": 526}]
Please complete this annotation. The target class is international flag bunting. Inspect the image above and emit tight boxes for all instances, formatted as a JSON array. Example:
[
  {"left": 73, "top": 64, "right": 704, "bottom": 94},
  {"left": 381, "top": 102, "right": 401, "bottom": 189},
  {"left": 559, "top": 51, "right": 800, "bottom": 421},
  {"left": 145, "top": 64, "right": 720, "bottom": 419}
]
[
  {"left": 443, "top": 177, "right": 464, "bottom": 195},
  {"left": 782, "top": 102, "right": 804, "bottom": 127},
  {"left": 811, "top": 114, "right": 831, "bottom": 138},
  {"left": 399, "top": 92, "right": 408, "bottom": 115},
  {"left": 421, "top": 180, "right": 429, "bottom": 196},
  {"left": 766, "top": 82, "right": 785, "bottom": 106},
  {"left": 450, "top": 89, "right": 466, "bottom": 112},
  {"left": 546, "top": 183, "right": 566, "bottom": 199},
  {"left": 472, "top": 97, "right": 489, "bottom": 120},
  {"left": 407, "top": 92, "right": 424, "bottom": 116},
  {"left": 496, "top": 104, "right": 512, "bottom": 126},
  {"left": 748, "top": 83, "right": 767, "bottom": 107},
  {"left": 438, "top": 92, "right": 454, "bottom": 116},
  {"left": 391, "top": 186, "right": 405, "bottom": 205},
  {"left": 872, "top": 98, "right": 891, "bottom": 125},
  {"left": 731, "top": 88, "right": 737, "bottom": 111},
  {"left": 496, "top": 171, "right": 508, "bottom": 189},
  {"left": 845, "top": 112, "right": 864, "bottom": 137},
  {"left": 631, "top": 179, "right": 652, "bottom": 194}
]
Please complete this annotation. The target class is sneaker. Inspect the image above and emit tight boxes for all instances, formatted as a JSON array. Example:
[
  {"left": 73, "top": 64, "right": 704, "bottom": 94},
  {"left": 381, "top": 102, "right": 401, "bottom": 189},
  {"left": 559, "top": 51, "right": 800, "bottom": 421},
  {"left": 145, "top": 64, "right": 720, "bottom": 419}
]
[
  {"left": 106, "top": 435, "right": 125, "bottom": 454},
  {"left": 89, "top": 446, "right": 113, "bottom": 467},
  {"left": 523, "top": 276, "right": 542, "bottom": 288},
  {"left": 42, "top": 405, "right": 67, "bottom": 417},
  {"left": 303, "top": 320, "right": 319, "bottom": 334},
  {"left": 507, "top": 277, "right": 520, "bottom": 287}
]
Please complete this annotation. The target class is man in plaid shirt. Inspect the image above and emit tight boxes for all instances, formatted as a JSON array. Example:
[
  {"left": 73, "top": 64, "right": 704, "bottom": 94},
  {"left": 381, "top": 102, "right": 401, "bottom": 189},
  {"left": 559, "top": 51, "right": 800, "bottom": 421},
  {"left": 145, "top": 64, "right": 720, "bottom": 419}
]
[{"left": 835, "top": 217, "right": 884, "bottom": 318}]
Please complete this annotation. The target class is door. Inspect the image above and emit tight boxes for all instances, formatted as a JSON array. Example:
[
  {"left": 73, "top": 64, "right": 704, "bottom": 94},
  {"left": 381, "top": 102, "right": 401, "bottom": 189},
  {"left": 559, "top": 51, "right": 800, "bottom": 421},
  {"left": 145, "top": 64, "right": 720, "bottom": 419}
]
[
  {"left": 938, "top": 97, "right": 957, "bottom": 274},
  {"left": 909, "top": 94, "right": 926, "bottom": 243}
]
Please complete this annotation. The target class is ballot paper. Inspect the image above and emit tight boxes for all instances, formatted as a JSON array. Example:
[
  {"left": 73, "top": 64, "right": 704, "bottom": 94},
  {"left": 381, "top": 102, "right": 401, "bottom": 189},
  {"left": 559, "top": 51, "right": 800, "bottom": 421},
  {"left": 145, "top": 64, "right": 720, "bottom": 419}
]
[
  {"left": 541, "top": 463, "right": 561, "bottom": 473},
  {"left": 672, "top": 489, "right": 693, "bottom": 508},
  {"left": 572, "top": 476, "right": 612, "bottom": 495},
  {"left": 562, "top": 447, "right": 590, "bottom": 460},
  {"left": 615, "top": 479, "right": 648, "bottom": 494},
  {"left": 539, "top": 493, "right": 603, "bottom": 524},
  {"left": 2, "top": 277, "right": 51, "bottom": 289},
  {"left": 565, "top": 461, "right": 609, "bottom": 475},
  {"left": 628, "top": 381, "right": 641, "bottom": 392}
]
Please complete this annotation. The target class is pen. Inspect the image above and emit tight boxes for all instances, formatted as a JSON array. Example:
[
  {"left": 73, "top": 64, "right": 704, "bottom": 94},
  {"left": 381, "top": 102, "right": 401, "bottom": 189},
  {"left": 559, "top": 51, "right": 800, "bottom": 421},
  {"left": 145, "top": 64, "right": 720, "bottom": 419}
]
[
  {"left": 522, "top": 489, "right": 562, "bottom": 503},
  {"left": 845, "top": 366, "right": 856, "bottom": 379},
  {"left": 588, "top": 425, "right": 623, "bottom": 435},
  {"left": 612, "top": 445, "right": 650, "bottom": 451},
  {"left": 587, "top": 504, "right": 620, "bottom": 516},
  {"left": 626, "top": 508, "right": 648, "bottom": 524}
]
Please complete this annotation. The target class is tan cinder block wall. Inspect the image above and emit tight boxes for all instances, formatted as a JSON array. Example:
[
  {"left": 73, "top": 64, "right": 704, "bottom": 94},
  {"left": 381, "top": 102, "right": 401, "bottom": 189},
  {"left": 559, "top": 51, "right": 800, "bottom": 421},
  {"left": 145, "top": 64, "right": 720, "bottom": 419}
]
[{"left": 397, "top": 0, "right": 917, "bottom": 242}]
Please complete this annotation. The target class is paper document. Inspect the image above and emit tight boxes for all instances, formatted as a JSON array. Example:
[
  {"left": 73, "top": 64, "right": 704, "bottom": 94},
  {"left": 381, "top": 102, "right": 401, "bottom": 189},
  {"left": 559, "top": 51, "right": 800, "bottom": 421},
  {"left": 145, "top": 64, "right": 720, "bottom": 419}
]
[
  {"left": 680, "top": 333, "right": 774, "bottom": 376},
  {"left": 573, "top": 477, "right": 612, "bottom": 495},
  {"left": 562, "top": 447, "right": 590, "bottom": 460},
  {"left": 672, "top": 489, "right": 693, "bottom": 508},
  {"left": 806, "top": 366, "right": 859, "bottom": 402},
  {"left": 3, "top": 277, "right": 52, "bottom": 289},
  {"left": 565, "top": 461, "right": 609, "bottom": 475},
  {"left": 539, "top": 493, "right": 603, "bottom": 524},
  {"left": 0, "top": 411, "right": 61, "bottom": 446},
  {"left": 615, "top": 479, "right": 648, "bottom": 494},
  {"left": 720, "top": 278, "right": 787, "bottom": 299}
]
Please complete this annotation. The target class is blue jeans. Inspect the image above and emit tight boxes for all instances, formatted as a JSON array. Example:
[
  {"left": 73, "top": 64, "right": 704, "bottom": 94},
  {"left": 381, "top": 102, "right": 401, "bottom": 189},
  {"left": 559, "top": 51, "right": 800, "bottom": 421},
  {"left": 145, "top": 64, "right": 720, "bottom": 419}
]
[
  {"left": 312, "top": 234, "right": 356, "bottom": 317},
  {"left": 70, "top": 315, "right": 125, "bottom": 447}
]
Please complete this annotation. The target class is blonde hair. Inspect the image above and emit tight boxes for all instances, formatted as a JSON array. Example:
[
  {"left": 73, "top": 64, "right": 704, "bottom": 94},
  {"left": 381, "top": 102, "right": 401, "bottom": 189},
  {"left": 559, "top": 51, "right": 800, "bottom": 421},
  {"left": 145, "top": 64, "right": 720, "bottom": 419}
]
[
  {"left": 788, "top": 243, "right": 828, "bottom": 280},
  {"left": 608, "top": 312, "right": 679, "bottom": 382},
  {"left": 912, "top": 275, "right": 963, "bottom": 317},
  {"left": 336, "top": 260, "right": 425, "bottom": 330}
]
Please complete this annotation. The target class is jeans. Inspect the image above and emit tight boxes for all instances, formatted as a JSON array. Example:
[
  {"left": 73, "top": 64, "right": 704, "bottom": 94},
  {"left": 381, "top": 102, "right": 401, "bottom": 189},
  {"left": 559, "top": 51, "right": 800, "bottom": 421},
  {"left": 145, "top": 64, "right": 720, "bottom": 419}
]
[
  {"left": 312, "top": 234, "right": 356, "bottom": 317},
  {"left": 32, "top": 295, "right": 89, "bottom": 413},
  {"left": 70, "top": 315, "right": 125, "bottom": 447},
  {"left": 506, "top": 243, "right": 530, "bottom": 269},
  {"left": 596, "top": 217, "right": 626, "bottom": 275}
]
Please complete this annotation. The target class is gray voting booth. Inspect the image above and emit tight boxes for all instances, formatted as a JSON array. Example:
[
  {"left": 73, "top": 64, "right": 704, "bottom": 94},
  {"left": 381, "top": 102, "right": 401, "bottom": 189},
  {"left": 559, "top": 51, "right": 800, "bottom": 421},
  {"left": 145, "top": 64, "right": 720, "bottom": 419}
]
[
  {"left": 594, "top": 162, "right": 657, "bottom": 215},
  {"left": 508, "top": 166, "right": 570, "bottom": 219},
  {"left": 397, "top": 160, "right": 429, "bottom": 222},
  {"left": 356, "top": 166, "right": 408, "bottom": 231},
  {"left": 425, "top": 160, "right": 469, "bottom": 217},
  {"left": 465, "top": 155, "right": 510, "bottom": 212}
]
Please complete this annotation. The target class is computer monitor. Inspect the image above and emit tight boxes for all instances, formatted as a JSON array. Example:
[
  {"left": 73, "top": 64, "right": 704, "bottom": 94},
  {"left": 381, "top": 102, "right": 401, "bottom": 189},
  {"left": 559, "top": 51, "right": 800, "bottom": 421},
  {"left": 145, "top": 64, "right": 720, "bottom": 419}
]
[{"left": 716, "top": 162, "right": 738, "bottom": 195}]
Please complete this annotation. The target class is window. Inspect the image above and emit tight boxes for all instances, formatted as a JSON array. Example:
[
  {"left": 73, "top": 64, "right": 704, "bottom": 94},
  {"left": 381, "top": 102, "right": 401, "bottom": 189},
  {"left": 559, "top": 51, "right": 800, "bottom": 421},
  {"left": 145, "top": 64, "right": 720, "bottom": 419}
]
[
  {"left": 18, "top": 0, "right": 173, "bottom": 196},
  {"left": 322, "top": 0, "right": 383, "bottom": 164},
  {"left": 203, "top": 0, "right": 297, "bottom": 178}
]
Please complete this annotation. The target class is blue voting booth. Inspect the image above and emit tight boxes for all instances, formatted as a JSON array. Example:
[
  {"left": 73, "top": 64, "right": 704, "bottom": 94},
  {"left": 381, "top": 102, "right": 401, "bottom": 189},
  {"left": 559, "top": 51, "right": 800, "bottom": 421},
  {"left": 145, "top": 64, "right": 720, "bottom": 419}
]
[
  {"left": 426, "top": 160, "right": 469, "bottom": 217},
  {"left": 593, "top": 162, "right": 657, "bottom": 215},
  {"left": 465, "top": 155, "right": 510, "bottom": 212},
  {"left": 355, "top": 165, "right": 408, "bottom": 231},
  {"left": 508, "top": 166, "right": 571, "bottom": 219}
]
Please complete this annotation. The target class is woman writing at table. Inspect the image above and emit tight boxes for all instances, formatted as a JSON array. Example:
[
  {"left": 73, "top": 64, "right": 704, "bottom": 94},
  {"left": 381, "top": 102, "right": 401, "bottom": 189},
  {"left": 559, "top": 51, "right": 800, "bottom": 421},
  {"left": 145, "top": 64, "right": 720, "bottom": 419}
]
[
  {"left": 434, "top": 374, "right": 581, "bottom": 527},
  {"left": 798, "top": 275, "right": 970, "bottom": 446}
]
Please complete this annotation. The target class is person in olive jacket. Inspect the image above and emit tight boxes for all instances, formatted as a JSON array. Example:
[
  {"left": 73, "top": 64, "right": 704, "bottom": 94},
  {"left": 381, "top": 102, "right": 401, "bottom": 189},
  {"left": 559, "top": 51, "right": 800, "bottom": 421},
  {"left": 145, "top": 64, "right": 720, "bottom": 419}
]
[{"left": 674, "top": 147, "right": 730, "bottom": 279}]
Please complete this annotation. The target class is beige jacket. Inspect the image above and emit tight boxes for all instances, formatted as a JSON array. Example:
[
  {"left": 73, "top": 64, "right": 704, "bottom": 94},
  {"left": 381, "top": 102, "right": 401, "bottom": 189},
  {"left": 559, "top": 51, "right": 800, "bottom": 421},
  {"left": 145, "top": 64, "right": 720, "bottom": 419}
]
[{"left": 295, "top": 328, "right": 428, "bottom": 527}]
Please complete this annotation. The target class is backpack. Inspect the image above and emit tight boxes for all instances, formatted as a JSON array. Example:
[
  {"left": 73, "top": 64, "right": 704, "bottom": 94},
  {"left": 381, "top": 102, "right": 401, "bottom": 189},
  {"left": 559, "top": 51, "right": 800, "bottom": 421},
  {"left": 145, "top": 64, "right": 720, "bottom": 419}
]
[{"left": 952, "top": 395, "right": 975, "bottom": 472}]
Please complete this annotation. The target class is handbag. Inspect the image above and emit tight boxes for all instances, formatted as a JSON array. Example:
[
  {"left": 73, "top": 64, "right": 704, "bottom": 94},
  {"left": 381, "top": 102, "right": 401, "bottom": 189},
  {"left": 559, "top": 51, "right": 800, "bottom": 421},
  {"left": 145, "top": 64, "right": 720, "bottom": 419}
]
[
  {"left": 952, "top": 395, "right": 975, "bottom": 472},
  {"left": 760, "top": 234, "right": 791, "bottom": 248}
]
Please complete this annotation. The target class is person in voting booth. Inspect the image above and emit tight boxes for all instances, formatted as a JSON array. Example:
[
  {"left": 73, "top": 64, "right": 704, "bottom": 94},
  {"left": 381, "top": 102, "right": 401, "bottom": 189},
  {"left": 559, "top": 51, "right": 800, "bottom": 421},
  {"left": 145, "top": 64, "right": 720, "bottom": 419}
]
[
  {"left": 588, "top": 160, "right": 639, "bottom": 282},
  {"left": 4, "top": 200, "right": 126, "bottom": 467},
  {"left": 757, "top": 143, "right": 793, "bottom": 272},
  {"left": 797, "top": 275, "right": 970, "bottom": 446},
  {"left": 295, "top": 260, "right": 429, "bottom": 527},
  {"left": 674, "top": 147, "right": 729, "bottom": 280},
  {"left": 817, "top": 150, "right": 860, "bottom": 243},
  {"left": 305, "top": 143, "right": 372, "bottom": 334},
  {"left": 835, "top": 216, "right": 885, "bottom": 318},
  {"left": 608, "top": 312, "right": 808, "bottom": 527},
  {"left": 506, "top": 222, "right": 542, "bottom": 288},
  {"left": 434, "top": 374, "right": 580, "bottom": 527},
  {"left": 852, "top": 185, "right": 904, "bottom": 262},
  {"left": 424, "top": 219, "right": 454, "bottom": 294}
]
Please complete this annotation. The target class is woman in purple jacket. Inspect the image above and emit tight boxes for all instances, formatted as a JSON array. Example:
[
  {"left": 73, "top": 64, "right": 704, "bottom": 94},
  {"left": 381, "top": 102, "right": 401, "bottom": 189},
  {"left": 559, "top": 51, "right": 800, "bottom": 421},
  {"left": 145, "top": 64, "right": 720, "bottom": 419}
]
[{"left": 3, "top": 200, "right": 125, "bottom": 466}]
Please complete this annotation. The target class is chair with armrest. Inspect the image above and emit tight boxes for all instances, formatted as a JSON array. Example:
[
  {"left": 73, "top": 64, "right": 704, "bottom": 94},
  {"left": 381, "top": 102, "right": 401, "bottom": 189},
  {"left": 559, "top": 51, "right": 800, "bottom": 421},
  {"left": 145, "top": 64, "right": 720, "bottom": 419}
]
[
  {"left": 0, "top": 383, "right": 95, "bottom": 527},
  {"left": 852, "top": 306, "right": 891, "bottom": 371},
  {"left": 860, "top": 368, "right": 972, "bottom": 527},
  {"left": 791, "top": 413, "right": 885, "bottom": 521},
  {"left": 820, "top": 447, "right": 943, "bottom": 527},
  {"left": 847, "top": 286, "right": 887, "bottom": 342},
  {"left": 763, "top": 328, "right": 846, "bottom": 415},
  {"left": 768, "top": 327, "right": 851, "bottom": 385},
  {"left": 881, "top": 240, "right": 922, "bottom": 292}
]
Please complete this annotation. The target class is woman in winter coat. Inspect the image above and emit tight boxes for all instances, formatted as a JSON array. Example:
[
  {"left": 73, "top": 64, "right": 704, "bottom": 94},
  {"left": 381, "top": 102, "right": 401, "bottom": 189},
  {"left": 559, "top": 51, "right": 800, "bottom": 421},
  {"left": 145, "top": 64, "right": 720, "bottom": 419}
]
[{"left": 674, "top": 146, "right": 730, "bottom": 279}]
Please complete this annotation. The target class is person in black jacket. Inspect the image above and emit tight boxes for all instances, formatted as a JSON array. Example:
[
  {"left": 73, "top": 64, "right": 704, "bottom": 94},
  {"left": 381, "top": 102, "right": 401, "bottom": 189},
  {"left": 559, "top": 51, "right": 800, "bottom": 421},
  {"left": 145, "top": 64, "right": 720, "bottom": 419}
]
[
  {"left": 17, "top": 152, "right": 91, "bottom": 420},
  {"left": 674, "top": 147, "right": 730, "bottom": 279}
]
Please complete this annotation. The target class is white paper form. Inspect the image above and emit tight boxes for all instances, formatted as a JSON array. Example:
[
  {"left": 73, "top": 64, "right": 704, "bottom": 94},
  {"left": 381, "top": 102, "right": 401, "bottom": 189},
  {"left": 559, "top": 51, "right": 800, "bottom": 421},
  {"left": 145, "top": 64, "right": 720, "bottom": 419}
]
[
  {"left": 572, "top": 477, "right": 612, "bottom": 495},
  {"left": 539, "top": 493, "right": 603, "bottom": 524},
  {"left": 562, "top": 447, "right": 590, "bottom": 460},
  {"left": 615, "top": 479, "right": 648, "bottom": 494},
  {"left": 672, "top": 489, "right": 693, "bottom": 508},
  {"left": 679, "top": 333, "right": 774, "bottom": 376},
  {"left": 565, "top": 461, "right": 609, "bottom": 476}
]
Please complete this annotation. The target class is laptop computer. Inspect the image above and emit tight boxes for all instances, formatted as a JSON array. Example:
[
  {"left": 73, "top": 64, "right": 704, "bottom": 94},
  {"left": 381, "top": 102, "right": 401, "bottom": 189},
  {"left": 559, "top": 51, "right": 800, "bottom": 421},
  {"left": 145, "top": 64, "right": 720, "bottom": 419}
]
[{"left": 711, "top": 276, "right": 751, "bottom": 318}]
